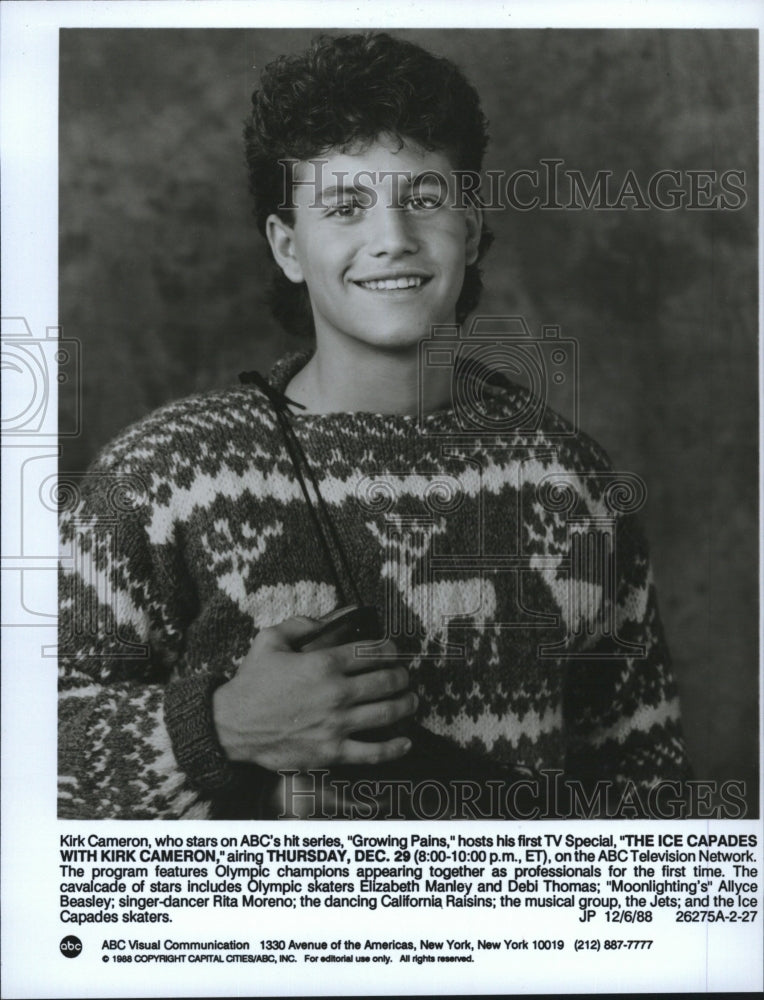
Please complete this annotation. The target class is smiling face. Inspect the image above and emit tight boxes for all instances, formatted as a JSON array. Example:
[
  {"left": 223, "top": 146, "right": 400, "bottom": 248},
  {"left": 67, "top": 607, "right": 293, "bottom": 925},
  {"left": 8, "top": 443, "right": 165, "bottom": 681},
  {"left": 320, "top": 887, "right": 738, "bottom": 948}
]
[{"left": 266, "top": 137, "right": 482, "bottom": 358}]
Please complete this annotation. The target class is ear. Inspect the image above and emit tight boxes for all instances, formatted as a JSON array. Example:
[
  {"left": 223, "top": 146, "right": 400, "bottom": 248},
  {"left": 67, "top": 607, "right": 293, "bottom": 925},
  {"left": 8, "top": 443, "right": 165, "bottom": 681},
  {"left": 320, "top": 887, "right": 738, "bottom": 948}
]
[
  {"left": 265, "top": 213, "right": 304, "bottom": 284},
  {"left": 464, "top": 204, "right": 483, "bottom": 266}
]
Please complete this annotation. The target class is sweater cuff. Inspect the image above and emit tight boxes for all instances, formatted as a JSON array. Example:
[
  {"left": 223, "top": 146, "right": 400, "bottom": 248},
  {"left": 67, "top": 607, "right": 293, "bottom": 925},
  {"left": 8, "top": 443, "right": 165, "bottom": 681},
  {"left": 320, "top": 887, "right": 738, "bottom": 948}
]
[{"left": 163, "top": 673, "right": 239, "bottom": 794}]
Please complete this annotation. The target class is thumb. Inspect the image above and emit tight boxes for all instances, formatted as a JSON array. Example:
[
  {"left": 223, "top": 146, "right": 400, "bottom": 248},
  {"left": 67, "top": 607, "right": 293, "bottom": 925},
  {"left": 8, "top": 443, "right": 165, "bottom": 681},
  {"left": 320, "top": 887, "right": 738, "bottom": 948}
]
[{"left": 261, "top": 615, "right": 322, "bottom": 650}]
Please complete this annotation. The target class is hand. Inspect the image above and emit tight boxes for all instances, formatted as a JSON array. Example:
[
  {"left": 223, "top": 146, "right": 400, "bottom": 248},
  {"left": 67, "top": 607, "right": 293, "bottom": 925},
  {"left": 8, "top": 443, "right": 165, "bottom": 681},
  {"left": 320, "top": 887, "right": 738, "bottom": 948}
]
[{"left": 212, "top": 616, "right": 416, "bottom": 772}]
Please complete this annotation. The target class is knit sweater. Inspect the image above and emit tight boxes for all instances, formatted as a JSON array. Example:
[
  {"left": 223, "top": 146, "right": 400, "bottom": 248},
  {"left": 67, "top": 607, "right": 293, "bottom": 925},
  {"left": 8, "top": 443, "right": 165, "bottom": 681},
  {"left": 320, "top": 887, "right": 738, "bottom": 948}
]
[{"left": 58, "top": 351, "right": 690, "bottom": 819}]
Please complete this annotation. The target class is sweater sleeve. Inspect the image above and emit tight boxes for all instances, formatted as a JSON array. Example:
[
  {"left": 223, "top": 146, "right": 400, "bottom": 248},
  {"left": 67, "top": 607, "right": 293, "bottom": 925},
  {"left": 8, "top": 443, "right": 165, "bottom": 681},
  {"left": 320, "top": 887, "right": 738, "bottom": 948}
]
[
  {"left": 562, "top": 511, "right": 692, "bottom": 801},
  {"left": 57, "top": 462, "right": 238, "bottom": 819}
]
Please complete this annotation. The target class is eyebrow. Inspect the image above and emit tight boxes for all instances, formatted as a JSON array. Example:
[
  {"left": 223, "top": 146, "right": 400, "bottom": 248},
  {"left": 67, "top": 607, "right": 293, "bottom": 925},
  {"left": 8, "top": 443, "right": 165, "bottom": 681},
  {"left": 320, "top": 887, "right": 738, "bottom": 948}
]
[
  {"left": 318, "top": 172, "right": 448, "bottom": 199},
  {"left": 319, "top": 184, "right": 368, "bottom": 199}
]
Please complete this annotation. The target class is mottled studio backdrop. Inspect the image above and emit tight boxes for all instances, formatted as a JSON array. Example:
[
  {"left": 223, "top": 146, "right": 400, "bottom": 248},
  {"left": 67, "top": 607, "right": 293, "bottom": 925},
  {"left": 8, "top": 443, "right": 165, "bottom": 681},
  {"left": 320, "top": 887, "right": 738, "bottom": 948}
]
[{"left": 59, "top": 29, "right": 759, "bottom": 812}]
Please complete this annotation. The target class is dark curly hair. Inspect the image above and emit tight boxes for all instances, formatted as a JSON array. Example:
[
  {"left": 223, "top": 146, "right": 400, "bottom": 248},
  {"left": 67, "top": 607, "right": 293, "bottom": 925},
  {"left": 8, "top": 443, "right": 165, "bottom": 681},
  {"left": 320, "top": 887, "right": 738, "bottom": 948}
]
[{"left": 244, "top": 32, "right": 494, "bottom": 338}]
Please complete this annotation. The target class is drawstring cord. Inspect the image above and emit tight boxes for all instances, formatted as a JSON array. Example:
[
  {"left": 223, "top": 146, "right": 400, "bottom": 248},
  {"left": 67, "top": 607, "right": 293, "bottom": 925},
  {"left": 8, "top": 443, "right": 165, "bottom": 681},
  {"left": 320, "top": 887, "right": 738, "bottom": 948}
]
[{"left": 239, "top": 370, "right": 364, "bottom": 609}]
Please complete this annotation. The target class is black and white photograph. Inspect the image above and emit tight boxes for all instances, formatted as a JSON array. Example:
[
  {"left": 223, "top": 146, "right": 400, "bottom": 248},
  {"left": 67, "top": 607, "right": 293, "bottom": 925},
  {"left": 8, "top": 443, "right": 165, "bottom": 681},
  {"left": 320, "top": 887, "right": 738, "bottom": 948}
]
[
  {"left": 1, "top": 2, "right": 762, "bottom": 997},
  {"left": 55, "top": 26, "right": 757, "bottom": 821}
]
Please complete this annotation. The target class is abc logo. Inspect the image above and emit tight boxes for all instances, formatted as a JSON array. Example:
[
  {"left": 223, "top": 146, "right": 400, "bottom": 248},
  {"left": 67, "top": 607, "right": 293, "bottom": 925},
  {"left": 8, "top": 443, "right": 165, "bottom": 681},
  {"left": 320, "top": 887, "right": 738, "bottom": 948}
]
[{"left": 60, "top": 935, "right": 83, "bottom": 958}]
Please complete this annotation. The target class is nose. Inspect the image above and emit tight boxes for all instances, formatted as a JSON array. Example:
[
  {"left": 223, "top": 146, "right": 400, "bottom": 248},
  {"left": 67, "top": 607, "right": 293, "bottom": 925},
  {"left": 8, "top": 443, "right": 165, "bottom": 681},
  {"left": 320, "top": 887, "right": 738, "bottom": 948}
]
[{"left": 367, "top": 204, "right": 418, "bottom": 257}]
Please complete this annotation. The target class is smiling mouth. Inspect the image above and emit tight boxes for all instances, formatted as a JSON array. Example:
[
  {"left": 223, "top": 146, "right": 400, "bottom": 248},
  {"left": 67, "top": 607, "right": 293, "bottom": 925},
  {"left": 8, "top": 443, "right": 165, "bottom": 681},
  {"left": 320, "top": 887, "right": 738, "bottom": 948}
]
[{"left": 354, "top": 276, "right": 430, "bottom": 291}]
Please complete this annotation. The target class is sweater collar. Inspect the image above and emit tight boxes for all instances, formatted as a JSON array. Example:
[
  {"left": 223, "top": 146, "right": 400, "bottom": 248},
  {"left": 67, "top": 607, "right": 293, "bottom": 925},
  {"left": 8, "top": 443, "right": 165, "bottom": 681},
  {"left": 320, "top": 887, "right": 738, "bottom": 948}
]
[{"left": 264, "top": 348, "right": 530, "bottom": 437}]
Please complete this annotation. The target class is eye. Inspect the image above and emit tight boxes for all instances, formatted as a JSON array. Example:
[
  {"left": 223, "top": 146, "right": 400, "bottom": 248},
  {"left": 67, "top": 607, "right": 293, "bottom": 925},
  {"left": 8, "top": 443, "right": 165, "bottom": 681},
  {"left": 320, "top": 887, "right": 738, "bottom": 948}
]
[
  {"left": 407, "top": 191, "right": 444, "bottom": 211},
  {"left": 326, "top": 198, "right": 363, "bottom": 218}
]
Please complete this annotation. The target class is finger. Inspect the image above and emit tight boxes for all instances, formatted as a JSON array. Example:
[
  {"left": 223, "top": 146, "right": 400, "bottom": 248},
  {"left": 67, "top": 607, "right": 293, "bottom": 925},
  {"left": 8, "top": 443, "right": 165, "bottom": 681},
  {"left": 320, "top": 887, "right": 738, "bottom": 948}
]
[
  {"left": 339, "top": 734, "right": 413, "bottom": 766},
  {"left": 333, "top": 637, "right": 399, "bottom": 674},
  {"left": 260, "top": 616, "right": 321, "bottom": 650},
  {"left": 345, "top": 665, "right": 410, "bottom": 705},
  {"left": 344, "top": 691, "right": 418, "bottom": 733}
]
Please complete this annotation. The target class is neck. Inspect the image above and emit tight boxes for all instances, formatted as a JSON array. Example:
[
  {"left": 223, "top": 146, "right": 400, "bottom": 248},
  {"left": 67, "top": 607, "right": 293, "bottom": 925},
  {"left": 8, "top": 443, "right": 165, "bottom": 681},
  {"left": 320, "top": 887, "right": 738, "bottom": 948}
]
[{"left": 286, "top": 338, "right": 455, "bottom": 416}]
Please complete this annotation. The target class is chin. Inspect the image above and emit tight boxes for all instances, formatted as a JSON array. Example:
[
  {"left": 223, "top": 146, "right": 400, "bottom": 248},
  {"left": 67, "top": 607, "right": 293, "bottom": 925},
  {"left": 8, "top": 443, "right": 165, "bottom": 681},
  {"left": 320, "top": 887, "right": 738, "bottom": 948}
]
[
  {"left": 353, "top": 315, "right": 442, "bottom": 351},
  {"left": 360, "top": 329, "right": 429, "bottom": 353}
]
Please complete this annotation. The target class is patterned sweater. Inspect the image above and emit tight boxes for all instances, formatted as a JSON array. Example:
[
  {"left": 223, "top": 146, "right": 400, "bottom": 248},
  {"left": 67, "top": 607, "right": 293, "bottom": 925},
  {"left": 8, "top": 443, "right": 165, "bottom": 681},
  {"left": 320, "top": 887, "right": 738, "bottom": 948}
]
[{"left": 58, "top": 352, "right": 690, "bottom": 819}]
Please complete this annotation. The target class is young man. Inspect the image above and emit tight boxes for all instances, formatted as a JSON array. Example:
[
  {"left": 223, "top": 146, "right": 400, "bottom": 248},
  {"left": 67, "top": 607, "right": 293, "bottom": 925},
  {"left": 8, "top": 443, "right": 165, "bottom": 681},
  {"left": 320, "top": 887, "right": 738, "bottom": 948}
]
[{"left": 58, "top": 32, "right": 690, "bottom": 820}]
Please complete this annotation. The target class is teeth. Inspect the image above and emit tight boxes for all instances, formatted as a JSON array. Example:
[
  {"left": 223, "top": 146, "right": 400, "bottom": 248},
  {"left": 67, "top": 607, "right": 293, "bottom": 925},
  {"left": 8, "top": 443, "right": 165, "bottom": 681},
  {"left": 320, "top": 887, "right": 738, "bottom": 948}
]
[{"left": 359, "top": 276, "right": 424, "bottom": 290}]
